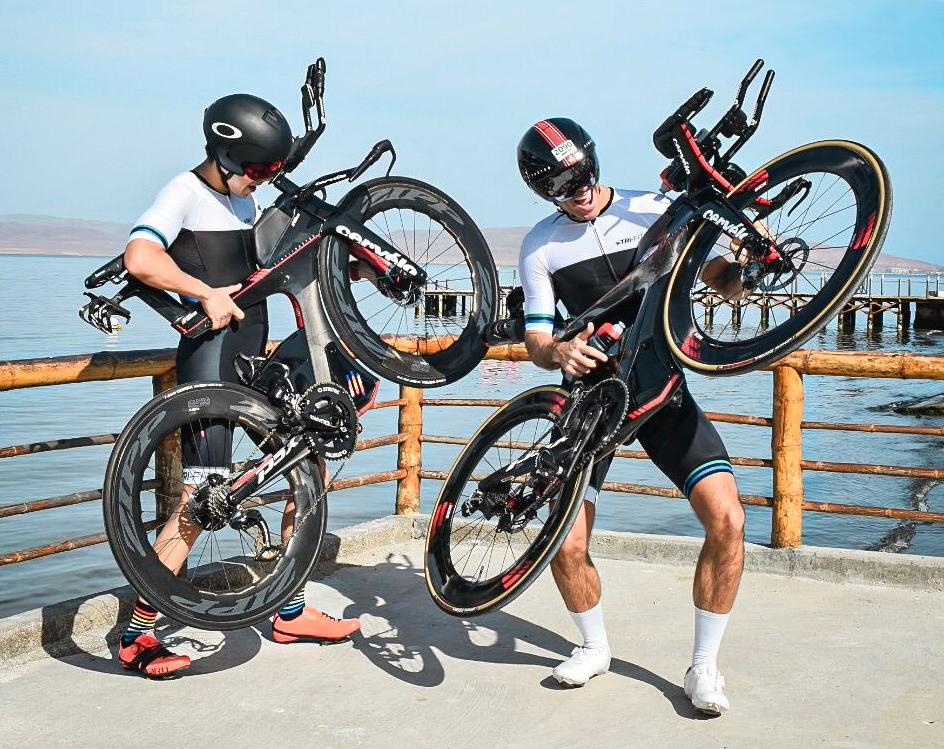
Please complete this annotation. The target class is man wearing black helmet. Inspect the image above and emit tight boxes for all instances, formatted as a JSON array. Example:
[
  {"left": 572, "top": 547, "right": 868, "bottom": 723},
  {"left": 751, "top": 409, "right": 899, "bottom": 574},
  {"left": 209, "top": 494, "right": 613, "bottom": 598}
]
[
  {"left": 116, "top": 94, "right": 360, "bottom": 678},
  {"left": 516, "top": 118, "right": 744, "bottom": 715}
]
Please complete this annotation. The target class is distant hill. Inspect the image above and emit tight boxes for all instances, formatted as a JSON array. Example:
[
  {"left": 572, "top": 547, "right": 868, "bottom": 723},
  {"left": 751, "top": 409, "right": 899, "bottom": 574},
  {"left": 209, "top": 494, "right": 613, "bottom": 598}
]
[{"left": 2, "top": 214, "right": 942, "bottom": 274}]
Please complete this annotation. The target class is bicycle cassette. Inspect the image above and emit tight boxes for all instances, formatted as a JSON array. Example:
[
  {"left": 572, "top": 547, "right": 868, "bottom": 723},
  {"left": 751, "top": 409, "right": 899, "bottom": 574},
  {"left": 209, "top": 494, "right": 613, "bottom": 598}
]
[
  {"left": 563, "top": 378, "right": 629, "bottom": 461},
  {"left": 299, "top": 383, "right": 358, "bottom": 460}
]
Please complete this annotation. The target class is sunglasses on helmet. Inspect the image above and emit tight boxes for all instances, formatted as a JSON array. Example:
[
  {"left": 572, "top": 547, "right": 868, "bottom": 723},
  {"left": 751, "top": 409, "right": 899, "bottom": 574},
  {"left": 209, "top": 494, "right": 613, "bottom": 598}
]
[{"left": 242, "top": 160, "right": 285, "bottom": 181}]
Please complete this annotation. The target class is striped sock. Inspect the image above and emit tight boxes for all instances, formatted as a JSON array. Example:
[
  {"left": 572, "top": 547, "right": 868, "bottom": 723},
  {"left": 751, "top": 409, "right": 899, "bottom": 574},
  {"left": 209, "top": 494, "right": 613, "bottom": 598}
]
[
  {"left": 277, "top": 590, "right": 306, "bottom": 621},
  {"left": 122, "top": 599, "right": 158, "bottom": 646}
]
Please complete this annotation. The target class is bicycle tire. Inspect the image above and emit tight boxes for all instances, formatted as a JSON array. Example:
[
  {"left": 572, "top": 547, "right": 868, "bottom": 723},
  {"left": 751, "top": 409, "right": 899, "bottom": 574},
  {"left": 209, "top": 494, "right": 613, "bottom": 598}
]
[
  {"left": 320, "top": 176, "right": 498, "bottom": 387},
  {"left": 102, "top": 382, "right": 327, "bottom": 630},
  {"left": 664, "top": 140, "right": 892, "bottom": 375},
  {"left": 425, "top": 386, "right": 590, "bottom": 616}
]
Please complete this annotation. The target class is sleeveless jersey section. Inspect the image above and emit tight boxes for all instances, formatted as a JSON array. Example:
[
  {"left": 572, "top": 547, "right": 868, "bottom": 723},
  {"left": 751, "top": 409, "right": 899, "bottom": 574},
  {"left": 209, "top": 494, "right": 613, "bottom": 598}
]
[
  {"left": 129, "top": 171, "right": 260, "bottom": 289},
  {"left": 518, "top": 189, "right": 672, "bottom": 334}
]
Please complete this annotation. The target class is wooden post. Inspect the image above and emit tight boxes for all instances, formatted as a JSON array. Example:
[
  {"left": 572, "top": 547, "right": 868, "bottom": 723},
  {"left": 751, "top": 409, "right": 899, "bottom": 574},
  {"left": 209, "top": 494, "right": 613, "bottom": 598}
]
[
  {"left": 771, "top": 365, "right": 804, "bottom": 548},
  {"left": 396, "top": 385, "right": 423, "bottom": 514},
  {"left": 152, "top": 369, "right": 180, "bottom": 524}
]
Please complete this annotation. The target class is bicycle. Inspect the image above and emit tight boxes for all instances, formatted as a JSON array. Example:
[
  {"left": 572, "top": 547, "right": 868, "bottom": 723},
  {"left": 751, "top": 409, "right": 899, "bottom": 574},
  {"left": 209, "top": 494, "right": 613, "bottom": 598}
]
[
  {"left": 424, "top": 59, "right": 891, "bottom": 616},
  {"left": 80, "top": 58, "right": 498, "bottom": 630}
]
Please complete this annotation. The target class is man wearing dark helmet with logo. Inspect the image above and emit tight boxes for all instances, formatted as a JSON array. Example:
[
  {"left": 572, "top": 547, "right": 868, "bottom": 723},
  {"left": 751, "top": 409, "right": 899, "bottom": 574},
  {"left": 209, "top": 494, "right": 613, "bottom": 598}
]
[
  {"left": 117, "top": 94, "right": 359, "bottom": 678},
  {"left": 516, "top": 118, "right": 745, "bottom": 715}
]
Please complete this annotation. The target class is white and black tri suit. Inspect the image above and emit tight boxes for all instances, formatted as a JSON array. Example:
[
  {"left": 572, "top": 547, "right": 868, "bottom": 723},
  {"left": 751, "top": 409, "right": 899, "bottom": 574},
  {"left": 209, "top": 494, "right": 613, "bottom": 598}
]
[
  {"left": 519, "top": 188, "right": 733, "bottom": 500},
  {"left": 130, "top": 171, "right": 268, "bottom": 482}
]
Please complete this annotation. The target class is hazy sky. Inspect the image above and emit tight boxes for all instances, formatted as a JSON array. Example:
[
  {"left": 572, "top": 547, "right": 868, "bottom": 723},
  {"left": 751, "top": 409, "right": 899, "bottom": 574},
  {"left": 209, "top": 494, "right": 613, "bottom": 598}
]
[{"left": 1, "top": 1, "right": 941, "bottom": 261}]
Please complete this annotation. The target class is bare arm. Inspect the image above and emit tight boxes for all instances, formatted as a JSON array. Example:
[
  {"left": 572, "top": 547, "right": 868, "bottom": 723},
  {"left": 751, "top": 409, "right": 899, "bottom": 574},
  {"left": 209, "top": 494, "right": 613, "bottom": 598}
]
[
  {"left": 124, "top": 239, "right": 244, "bottom": 330},
  {"left": 525, "top": 324, "right": 608, "bottom": 379},
  {"left": 700, "top": 256, "right": 747, "bottom": 300}
]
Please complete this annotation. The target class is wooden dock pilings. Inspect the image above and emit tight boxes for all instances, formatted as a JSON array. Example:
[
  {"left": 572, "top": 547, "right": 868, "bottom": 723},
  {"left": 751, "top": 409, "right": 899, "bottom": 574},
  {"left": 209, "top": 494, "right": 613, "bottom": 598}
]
[{"left": 1, "top": 344, "right": 943, "bottom": 567}]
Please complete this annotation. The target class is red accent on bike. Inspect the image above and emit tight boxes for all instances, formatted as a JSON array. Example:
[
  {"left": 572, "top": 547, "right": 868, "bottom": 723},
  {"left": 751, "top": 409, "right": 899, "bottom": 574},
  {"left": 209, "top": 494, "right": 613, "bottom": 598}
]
[
  {"left": 596, "top": 322, "right": 621, "bottom": 340},
  {"left": 501, "top": 559, "right": 533, "bottom": 590},
  {"left": 680, "top": 333, "right": 703, "bottom": 361},
  {"left": 680, "top": 124, "right": 734, "bottom": 192},
  {"left": 181, "top": 234, "right": 323, "bottom": 336},
  {"left": 851, "top": 211, "right": 877, "bottom": 251},
  {"left": 533, "top": 120, "right": 579, "bottom": 167},
  {"left": 660, "top": 167, "right": 675, "bottom": 191},
  {"left": 246, "top": 268, "right": 271, "bottom": 283},
  {"left": 281, "top": 292, "right": 305, "bottom": 329},
  {"left": 763, "top": 247, "right": 782, "bottom": 264},
  {"left": 429, "top": 501, "right": 452, "bottom": 536},
  {"left": 626, "top": 373, "right": 682, "bottom": 420},
  {"left": 356, "top": 381, "right": 380, "bottom": 416},
  {"left": 349, "top": 243, "right": 391, "bottom": 275},
  {"left": 739, "top": 169, "right": 769, "bottom": 193}
]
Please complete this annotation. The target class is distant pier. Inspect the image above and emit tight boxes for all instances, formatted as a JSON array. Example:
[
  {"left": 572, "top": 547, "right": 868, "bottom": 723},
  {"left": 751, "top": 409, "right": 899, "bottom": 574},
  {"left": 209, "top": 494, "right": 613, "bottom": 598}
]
[{"left": 423, "top": 273, "right": 944, "bottom": 332}]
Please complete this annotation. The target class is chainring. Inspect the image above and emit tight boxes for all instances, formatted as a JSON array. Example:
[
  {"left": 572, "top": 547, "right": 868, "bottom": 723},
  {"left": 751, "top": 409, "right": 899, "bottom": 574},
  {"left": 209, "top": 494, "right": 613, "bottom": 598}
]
[
  {"left": 561, "top": 378, "right": 630, "bottom": 463},
  {"left": 299, "top": 383, "right": 358, "bottom": 460}
]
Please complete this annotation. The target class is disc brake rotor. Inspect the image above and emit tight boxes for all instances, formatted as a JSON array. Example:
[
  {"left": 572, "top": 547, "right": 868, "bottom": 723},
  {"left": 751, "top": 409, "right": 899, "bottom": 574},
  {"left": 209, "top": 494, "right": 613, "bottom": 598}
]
[{"left": 758, "top": 237, "right": 809, "bottom": 292}]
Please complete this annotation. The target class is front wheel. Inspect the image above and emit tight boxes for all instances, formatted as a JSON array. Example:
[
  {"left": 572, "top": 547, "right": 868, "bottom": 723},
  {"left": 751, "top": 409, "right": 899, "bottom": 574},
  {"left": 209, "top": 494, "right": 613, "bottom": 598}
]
[
  {"left": 664, "top": 140, "right": 892, "bottom": 375},
  {"left": 425, "top": 386, "right": 590, "bottom": 616},
  {"left": 320, "top": 176, "right": 499, "bottom": 387},
  {"left": 102, "top": 382, "right": 327, "bottom": 630}
]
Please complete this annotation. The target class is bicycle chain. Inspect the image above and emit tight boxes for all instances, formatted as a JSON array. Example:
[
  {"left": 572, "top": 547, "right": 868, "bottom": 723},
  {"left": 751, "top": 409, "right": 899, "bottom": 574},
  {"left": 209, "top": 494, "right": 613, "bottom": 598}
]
[{"left": 562, "top": 378, "right": 630, "bottom": 465}]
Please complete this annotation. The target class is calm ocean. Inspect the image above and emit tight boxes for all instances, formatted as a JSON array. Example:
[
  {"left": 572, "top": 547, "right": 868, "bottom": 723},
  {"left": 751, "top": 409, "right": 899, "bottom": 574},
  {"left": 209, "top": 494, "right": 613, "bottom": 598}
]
[{"left": 1, "top": 255, "right": 943, "bottom": 618}]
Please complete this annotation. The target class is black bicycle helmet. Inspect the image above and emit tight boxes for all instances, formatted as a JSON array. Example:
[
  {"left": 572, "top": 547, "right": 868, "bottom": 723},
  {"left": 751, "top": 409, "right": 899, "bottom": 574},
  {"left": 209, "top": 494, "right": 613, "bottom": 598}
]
[
  {"left": 517, "top": 117, "right": 599, "bottom": 202},
  {"left": 203, "top": 94, "right": 294, "bottom": 177}
]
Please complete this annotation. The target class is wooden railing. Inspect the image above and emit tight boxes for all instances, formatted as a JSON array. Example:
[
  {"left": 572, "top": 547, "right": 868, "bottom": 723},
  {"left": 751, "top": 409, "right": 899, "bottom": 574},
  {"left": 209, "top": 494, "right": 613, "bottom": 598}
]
[{"left": 2, "top": 345, "right": 943, "bottom": 567}]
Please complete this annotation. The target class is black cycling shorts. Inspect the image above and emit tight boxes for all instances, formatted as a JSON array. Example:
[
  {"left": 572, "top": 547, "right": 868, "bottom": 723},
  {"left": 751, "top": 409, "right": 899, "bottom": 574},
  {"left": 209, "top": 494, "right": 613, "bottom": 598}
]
[
  {"left": 589, "top": 380, "right": 733, "bottom": 499},
  {"left": 177, "top": 303, "right": 268, "bottom": 481}
]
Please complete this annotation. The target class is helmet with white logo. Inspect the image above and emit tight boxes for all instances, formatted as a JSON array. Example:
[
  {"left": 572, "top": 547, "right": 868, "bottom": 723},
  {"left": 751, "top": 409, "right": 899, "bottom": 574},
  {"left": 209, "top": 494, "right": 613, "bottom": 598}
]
[
  {"left": 517, "top": 117, "right": 599, "bottom": 202},
  {"left": 203, "top": 94, "right": 294, "bottom": 177}
]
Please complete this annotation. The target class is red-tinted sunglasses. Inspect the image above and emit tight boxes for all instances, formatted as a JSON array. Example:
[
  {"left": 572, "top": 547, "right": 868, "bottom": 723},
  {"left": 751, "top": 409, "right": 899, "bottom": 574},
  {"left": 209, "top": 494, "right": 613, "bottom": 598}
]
[{"left": 243, "top": 160, "right": 284, "bottom": 180}]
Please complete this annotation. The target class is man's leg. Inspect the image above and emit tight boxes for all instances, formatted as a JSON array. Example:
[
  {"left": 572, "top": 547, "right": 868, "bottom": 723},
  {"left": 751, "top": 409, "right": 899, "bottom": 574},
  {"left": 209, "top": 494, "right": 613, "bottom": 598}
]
[
  {"left": 683, "top": 467, "right": 744, "bottom": 715},
  {"left": 548, "top": 471, "right": 611, "bottom": 686},
  {"left": 639, "top": 385, "right": 743, "bottom": 714}
]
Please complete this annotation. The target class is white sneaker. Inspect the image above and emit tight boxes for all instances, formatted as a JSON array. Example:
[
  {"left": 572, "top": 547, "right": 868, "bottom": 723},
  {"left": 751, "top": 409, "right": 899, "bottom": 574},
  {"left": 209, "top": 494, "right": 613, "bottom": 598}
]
[
  {"left": 552, "top": 646, "right": 611, "bottom": 686},
  {"left": 684, "top": 664, "right": 730, "bottom": 715}
]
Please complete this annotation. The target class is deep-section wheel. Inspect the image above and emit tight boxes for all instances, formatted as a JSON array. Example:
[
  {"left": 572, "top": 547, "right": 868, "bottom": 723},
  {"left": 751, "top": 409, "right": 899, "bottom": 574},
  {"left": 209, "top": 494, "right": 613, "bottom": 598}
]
[
  {"left": 320, "top": 176, "right": 499, "bottom": 387},
  {"left": 425, "top": 386, "right": 590, "bottom": 616},
  {"left": 665, "top": 140, "right": 891, "bottom": 374},
  {"left": 102, "top": 382, "right": 327, "bottom": 630}
]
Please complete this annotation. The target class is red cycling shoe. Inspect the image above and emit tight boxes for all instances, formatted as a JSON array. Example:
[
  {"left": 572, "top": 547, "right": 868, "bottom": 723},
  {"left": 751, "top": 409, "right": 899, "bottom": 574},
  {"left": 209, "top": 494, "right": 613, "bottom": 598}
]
[
  {"left": 272, "top": 607, "right": 361, "bottom": 644},
  {"left": 118, "top": 633, "right": 191, "bottom": 678}
]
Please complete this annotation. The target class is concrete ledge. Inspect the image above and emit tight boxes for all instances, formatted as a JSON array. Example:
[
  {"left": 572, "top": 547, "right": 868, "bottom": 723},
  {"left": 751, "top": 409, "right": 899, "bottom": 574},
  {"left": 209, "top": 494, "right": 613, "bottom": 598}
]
[
  {"left": 3, "top": 514, "right": 943, "bottom": 667},
  {"left": 410, "top": 513, "right": 944, "bottom": 591}
]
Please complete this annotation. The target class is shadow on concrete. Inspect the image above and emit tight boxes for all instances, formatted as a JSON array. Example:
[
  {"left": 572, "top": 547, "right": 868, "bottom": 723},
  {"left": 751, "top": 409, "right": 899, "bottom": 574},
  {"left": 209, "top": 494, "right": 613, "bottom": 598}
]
[
  {"left": 323, "top": 552, "right": 701, "bottom": 718},
  {"left": 38, "top": 592, "right": 263, "bottom": 677}
]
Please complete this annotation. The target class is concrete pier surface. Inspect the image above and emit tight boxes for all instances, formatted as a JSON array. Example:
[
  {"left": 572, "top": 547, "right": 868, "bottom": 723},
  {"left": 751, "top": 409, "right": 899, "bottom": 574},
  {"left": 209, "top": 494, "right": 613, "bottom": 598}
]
[{"left": 1, "top": 517, "right": 943, "bottom": 749}]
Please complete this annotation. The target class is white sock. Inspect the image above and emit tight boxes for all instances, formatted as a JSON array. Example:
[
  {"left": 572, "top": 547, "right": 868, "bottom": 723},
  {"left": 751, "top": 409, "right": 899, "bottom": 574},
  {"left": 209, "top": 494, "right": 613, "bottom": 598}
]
[
  {"left": 570, "top": 601, "right": 609, "bottom": 652},
  {"left": 692, "top": 606, "right": 730, "bottom": 669}
]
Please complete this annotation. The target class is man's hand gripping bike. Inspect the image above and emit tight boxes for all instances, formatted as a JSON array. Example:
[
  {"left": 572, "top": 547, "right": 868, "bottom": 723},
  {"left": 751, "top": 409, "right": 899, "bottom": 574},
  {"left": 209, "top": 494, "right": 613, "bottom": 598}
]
[
  {"left": 424, "top": 60, "right": 891, "bottom": 616},
  {"left": 79, "top": 59, "right": 499, "bottom": 630}
]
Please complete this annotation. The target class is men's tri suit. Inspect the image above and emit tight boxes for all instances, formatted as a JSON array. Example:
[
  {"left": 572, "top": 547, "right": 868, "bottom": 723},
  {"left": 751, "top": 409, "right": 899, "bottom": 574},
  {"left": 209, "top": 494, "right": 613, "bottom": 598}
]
[
  {"left": 130, "top": 171, "right": 267, "bottom": 482},
  {"left": 519, "top": 188, "right": 733, "bottom": 500}
]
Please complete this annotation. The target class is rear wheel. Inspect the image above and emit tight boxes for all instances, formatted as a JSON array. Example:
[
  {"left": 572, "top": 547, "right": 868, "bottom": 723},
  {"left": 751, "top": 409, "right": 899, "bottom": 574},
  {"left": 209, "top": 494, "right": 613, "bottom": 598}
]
[
  {"left": 103, "top": 382, "right": 327, "bottom": 630},
  {"left": 320, "top": 176, "right": 498, "bottom": 387},
  {"left": 425, "top": 386, "right": 589, "bottom": 616},
  {"left": 664, "top": 140, "right": 892, "bottom": 374}
]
